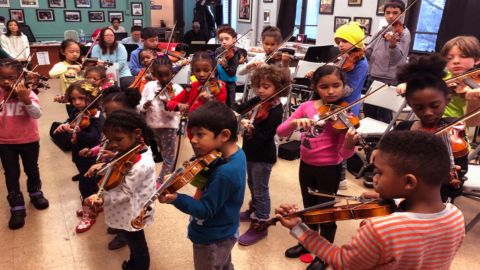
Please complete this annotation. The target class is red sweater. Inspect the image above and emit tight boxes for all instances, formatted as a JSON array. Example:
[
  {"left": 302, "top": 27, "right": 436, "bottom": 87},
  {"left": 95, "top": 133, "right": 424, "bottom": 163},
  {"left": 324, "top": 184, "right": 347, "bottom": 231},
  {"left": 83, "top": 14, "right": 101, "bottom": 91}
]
[{"left": 166, "top": 80, "right": 226, "bottom": 113}]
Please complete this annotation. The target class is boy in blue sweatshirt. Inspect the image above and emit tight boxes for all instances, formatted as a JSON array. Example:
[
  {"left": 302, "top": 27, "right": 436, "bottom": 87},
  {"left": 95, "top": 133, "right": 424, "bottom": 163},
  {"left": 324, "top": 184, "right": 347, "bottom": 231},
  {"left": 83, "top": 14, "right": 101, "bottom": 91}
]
[{"left": 159, "top": 101, "right": 246, "bottom": 270}]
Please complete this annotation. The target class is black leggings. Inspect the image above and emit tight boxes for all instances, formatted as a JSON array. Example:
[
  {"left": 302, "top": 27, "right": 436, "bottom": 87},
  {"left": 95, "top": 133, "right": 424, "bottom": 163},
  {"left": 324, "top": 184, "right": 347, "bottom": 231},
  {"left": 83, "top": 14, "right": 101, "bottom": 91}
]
[
  {"left": 119, "top": 229, "right": 150, "bottom": 270},
  {"left": 299, "top": 161, "right": 342, "bottom": 243}
]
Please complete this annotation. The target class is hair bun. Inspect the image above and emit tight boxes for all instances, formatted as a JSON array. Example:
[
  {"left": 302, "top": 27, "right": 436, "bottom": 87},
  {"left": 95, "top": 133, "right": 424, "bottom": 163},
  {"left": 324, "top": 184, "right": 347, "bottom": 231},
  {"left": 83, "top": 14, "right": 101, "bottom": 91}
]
[{"left": 397, "top": 54, "right": 447, "bottom": 83}]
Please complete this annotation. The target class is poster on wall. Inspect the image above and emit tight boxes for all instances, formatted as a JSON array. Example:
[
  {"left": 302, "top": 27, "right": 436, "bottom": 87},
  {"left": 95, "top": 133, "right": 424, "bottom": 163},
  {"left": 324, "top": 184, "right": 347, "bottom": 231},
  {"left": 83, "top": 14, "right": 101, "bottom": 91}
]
[
  {"left": 75, "top": 0, "right": 92, "bottom": 8},
  {"left": 20, "top": 0, "right": 39, "bottom": 8},
  {"left": 48, "top": 0, "right": 65, "bottom": 8},
  {"left": 238, "top": 0, "right": 252, "bottom": 23},
  {"left": 133, "top": 19, "right": 142, "bottom": 27},
  {"left": 334, "top": 16, "right": 351, "bottom": 32},
  {"left": 88, "top": 11, "right": 104, "bottom": 22},
  {"left": 263, "top": 10, "right": 270, "bottom": 24},
  {"left": 354, "top": 17, "right": 372, "bottom": 36},
  {"left": 64, "top": 10, "right": 82, "bottom": 22},
  {"left": 9, "top": 9, "right": 25, "bottom": 23},
  {"left": 319, "top": 0, "right": 335, "bottom": 15},
  {"left": 100, "top": 0, "right": 115, "bottom": 9},
  {"left": 0, "top": 0, "right": 10, "bottom": 8},
  {"left": 37, "top": 9, "right": 55, "bottom": 22},
  {"left": 108, "top": 11, "right": 124, "bottom": 22},
  {"left": 376, "top": 0, "right": 387, "bottom": 16},
  {"left": 131, "top": 2, "right": 143, "bottom": 16}
]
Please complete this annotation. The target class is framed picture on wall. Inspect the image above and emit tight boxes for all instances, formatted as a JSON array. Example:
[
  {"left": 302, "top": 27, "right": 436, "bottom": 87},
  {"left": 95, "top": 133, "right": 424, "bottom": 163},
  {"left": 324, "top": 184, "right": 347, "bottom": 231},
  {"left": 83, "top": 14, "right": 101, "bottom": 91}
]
[
  {"left": 354, "top": 17, "right": 372, "bottom": 36},
  {"left": 238, "top": 0, "right": 252, "bottom": 23},
  {"left": 36, "top": 9, "right": 55, "bottom": 22},
  {"left": 48, "top": 0, "right": 65, "bottom": 8},
  {"left": 133, "top": 19, "right": 142, "bottom": 27},
  {"left": 348, "top": 0, "right": 362, "bottom": 7},
  {"left": 263, "top": 9, "right": 270, "bottom": 24},
  {"left": 108, "top": 11, "right": 124, "bottom": 22},
  {"left": 100, "top": 0, "right": 115, "bottom": 8},
  {"left": 75, "top": 0, "right": 91, "bottom": 8},
  {"left": 319, "top": 0, "right": 334, "bottom": 15},
  {"left": 334, "top": 16, "right": 351, "bottom": 32},
  {"left": 376, "top": 0, "right": 387, "bottom": 16},
  {"left": 88, "top": 11, "right": 104, "bottom": 22},
  {"left": 131, "top": 2, "right": 143, "bottom": 16},
  {"left": 0, "top": 0, "right": 10, "bottom": 8},
  {"left": 20, "top": 0, "right": 38, "bottom": 8},
  {"left": 263, "top": 0, "right": 273, "bottom": 2},
  {"left": 9, "top": 9, "right": 25, "bottom": 23},
  {"left": 64, "top": 10, "right": 81, "bottom": 22}
]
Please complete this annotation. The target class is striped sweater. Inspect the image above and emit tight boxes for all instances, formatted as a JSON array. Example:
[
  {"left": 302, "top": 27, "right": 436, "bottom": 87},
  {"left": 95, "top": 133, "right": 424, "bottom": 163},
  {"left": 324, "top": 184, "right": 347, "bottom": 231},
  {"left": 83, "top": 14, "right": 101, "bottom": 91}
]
[{"left": 290, "top": 203, "right": 465, "bottom": 270}]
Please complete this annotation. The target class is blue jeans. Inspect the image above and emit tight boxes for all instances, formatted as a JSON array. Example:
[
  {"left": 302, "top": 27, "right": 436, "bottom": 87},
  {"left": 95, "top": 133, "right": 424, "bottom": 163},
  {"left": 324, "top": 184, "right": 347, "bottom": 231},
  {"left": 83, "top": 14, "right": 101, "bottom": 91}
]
[{"left": 247, "top": 161, "right": 273, "bottom": 220}]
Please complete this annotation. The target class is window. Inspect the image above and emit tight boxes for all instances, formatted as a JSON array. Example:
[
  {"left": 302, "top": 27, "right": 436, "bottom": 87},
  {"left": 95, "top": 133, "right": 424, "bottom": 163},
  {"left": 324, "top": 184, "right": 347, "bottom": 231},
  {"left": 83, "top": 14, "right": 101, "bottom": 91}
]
[
  {"left": 294, "top": 0, "right": 320, "bottom": 40},
  {"left": 412, "top": 0, "right": 447, "bottom": 52}
]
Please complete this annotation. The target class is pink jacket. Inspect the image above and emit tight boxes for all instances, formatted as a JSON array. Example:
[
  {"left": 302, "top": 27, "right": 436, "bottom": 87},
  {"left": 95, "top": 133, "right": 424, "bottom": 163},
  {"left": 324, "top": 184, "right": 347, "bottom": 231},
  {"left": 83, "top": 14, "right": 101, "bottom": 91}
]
[
  {"left": 0, "top": 88, "right": 42, "bottom": 144},
  {"left": 276, "top": 101, "right": 355, "bottom": 166}
]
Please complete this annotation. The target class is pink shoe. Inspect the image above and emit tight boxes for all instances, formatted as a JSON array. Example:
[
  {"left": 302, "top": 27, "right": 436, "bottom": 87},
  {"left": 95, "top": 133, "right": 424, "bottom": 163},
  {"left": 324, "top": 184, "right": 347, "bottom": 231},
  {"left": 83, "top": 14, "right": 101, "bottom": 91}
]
[{"left": 75, "top": 204, "right": 97, "bottom": 233}]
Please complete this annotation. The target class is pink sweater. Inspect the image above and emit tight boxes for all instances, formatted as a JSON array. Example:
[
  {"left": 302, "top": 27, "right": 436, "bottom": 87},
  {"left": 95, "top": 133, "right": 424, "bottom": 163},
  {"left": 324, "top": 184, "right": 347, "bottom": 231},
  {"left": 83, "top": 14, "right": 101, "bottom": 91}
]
[
  {"left": 0, "top": 88, "right": 42, "bottom": 144},
  {"left": 276, "top": 101, "right": 355, "bottom": 166}
]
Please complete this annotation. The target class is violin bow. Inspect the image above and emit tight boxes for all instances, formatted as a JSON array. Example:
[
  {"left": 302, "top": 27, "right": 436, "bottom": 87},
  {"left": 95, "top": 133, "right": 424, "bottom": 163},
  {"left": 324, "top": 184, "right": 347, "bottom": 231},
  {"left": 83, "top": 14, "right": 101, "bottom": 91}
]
[
  {"left": 307, "top": 188, "right": 375, "bottom": 204},
  {"left": 165, "top": 22, "right": 177, "bottom": 53},
  {"left": 321, "top": 0, "right": 418, "bottom": 68},
  {"left": 434, "top": 106, "right": 480, "bottom": 135},
  {"left": 263, "top": 32, "right": 294, "bottom": 64},
  {"left": 0, "top": 52, "right": 36, "bottom": 112},
  {"left": 266, "top": 199, "right": 340, "bottom": 227},
  {"left": 95, "top": 143, "right": 142, "bottom": 176},
  {"left": 239, "top": 83, "right": 292, "bottom": 117}
]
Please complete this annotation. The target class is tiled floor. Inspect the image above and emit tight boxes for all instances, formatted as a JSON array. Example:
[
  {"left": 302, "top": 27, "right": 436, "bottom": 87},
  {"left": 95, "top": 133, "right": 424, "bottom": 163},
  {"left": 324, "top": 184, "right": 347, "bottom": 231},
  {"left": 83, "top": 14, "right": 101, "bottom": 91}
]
[{"left": 0, "top": 82, "right": 479, "bottom": 269}]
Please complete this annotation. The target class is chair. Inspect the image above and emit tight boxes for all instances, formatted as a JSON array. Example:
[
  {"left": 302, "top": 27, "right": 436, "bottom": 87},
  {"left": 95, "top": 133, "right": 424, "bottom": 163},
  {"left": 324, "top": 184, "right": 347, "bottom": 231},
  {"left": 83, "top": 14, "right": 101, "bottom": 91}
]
[
  {"left": 172, "top": 65, "right": 190, "bottom": 86},
  {"left": 64, "top": 30, "right": 79, "bottom": 42},
  {"left": 463, "top": 164, "right": 480, "bottom": 233},
  {"left": 124, "top": 44, "right": 139, "bottom": 62},
  {"left": 357, "top": 80, "right": 408, "bottom": 137}
]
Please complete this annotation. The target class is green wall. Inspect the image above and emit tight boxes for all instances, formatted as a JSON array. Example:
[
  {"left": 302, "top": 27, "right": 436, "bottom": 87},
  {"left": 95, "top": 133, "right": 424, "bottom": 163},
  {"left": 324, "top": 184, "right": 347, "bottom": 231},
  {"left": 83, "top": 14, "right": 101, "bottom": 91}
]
[{"left": 0, "top": 0, "right": 151, "bottom": 41}]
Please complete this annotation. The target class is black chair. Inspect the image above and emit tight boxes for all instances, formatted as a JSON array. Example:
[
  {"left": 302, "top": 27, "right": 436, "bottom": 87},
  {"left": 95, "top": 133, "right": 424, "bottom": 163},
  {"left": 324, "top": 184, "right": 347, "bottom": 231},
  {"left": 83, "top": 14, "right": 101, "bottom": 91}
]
[
  {"left": 20, "top": 24, "right": 36, "bottom": 42},
  {"left": 304, "top": 45, "right": 339, "bottom": 63},
  {"left": 114, "top": 32, "right": 128, "bottom": 41},
  {"left": 124, "top": 44, "right": 140, "bottom": 61}
]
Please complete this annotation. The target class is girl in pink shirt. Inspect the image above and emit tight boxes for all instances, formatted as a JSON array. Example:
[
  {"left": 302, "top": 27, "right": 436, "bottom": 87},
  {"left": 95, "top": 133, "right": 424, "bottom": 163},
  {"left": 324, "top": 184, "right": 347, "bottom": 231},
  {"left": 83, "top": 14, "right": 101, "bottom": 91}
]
[
  {"left": 0, "top": 59, "right": 49, "bottom": 230},
  {"left": 276, "top": 65, "right": 358, "bottom": 269}
]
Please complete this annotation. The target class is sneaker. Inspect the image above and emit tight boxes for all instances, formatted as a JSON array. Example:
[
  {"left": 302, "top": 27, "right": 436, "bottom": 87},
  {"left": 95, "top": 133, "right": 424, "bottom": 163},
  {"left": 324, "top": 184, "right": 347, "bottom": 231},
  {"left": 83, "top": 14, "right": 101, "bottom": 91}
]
[
  {"left": 107, "top": 227, "right": 119, "bottom": 235},
  {"left": 75, "top": 205, "right": 97, "bottom": 233},
  {"left": 338, "top": 179, "right": 348, "bottom": 190},
  {"left": 9, "top": 207, "right": 26, "bottom": 230},
  {"left": 285, "top": 243, "right": 309, "bottom": 258},
  {"left": 238, "top": 221, "right": 268, "bottom": 246},
  {"left": 29, "top": 191, "right": 49, "bottom": 210},
  {"left": 72, "top": 174, "right": 81, "bottom": 181},
  {"left": 108, "top": 235, "right": 127, "bottom": 250}
]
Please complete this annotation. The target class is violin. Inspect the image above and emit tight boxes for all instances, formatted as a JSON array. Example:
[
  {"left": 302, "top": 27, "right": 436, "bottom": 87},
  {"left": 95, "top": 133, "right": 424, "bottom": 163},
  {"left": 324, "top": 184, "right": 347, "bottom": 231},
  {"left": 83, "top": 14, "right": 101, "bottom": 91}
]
[
  {"left": 317, "top": 101, "right": 360, "bottom": 131},
  {"left": 204, "top": 78, "right": 222, "bottom": 96},
  {"left": 131, "top": 150, "right": 222, "bottom": 229},
  {"left": 444, "top": 67, "right": 480, "bottom": 94},
  {"left": 81, "top": 58, "right": 113, "bottom": 69},
  {"left": 70, "top": 108, "right": 98, "bottom": 144},
  {"left": 225, "top": 47, "right": 235, "bottom": 61},
  {"left": 334, "top": 49, "right": 365, "bottom": 72},
  {"left": 384, "top": 21, "right": 404, "bottom": 42},
  {"left": 166, "top": 51, "right": 188, "bottom": 64},
  {"left": 95, "top": 143, "right": 144, "bottom": 195},
  {"left": 261, "top": 200, "right": 395, "bottom": 231},
  {"left": 245, "top": 100, "right": 275, "bottom": 138}
]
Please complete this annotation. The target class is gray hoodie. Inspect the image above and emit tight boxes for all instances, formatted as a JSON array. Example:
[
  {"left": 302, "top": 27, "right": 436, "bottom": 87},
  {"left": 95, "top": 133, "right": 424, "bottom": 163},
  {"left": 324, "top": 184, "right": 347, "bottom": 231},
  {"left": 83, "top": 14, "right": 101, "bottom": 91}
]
[{"left": 366, "top": 27, "right": 411, "bottom": 82}]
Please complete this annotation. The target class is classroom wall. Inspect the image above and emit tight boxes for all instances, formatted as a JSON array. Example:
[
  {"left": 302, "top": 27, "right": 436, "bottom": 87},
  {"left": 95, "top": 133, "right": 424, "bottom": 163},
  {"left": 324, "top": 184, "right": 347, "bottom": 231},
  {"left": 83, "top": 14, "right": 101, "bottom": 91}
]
[
  {"left": 0, "top": 0, "right": 151, "bottom": 41},
  {"left": 150, "top": 0, "right": 174, "bottom": 27}
]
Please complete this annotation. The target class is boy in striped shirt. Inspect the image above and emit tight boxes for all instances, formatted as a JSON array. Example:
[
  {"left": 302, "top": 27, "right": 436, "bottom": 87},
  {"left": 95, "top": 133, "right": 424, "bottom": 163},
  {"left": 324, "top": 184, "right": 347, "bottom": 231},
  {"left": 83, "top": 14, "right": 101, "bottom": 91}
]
[{"left": 276, "top": 131, "right": 465, "bottom": 270}]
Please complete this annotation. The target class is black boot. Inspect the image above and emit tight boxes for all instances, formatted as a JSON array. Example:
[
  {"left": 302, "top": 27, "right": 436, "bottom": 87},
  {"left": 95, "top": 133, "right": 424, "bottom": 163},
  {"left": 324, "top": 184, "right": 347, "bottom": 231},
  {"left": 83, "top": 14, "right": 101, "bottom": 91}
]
[
  {"left": 285, "top": 243, "right": 309, "bottom": 258},
  {"left": 307, "top": 257, "right": 327, "bottom": 270},
  {"left": 29, "top": 186, "right": 49, "bottom": 210},
  {"left": 7, "top": 192, "right": 26, "bottom": 230}
]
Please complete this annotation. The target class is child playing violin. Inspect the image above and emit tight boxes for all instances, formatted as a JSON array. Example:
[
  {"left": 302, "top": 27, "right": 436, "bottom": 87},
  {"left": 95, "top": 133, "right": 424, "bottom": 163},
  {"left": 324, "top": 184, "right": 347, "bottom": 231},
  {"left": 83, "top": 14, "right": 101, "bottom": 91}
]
[
  {"left": 84, "top": 66, "right": 114, "bottom": 91},
  {"left": 158, "top": 102, "right": 246, "bottom": 270},
  {"left": 129, "top": 27, "right": 160, "bottom": 76},
  {"left": 85, "top": 110, "right": 156, "bottom": 270},
  {"left": 138, "top": 56, "right": 182, "bottom": 185},
  {"left": 215, "top": 25, "right": 241, "bottom": 107},
  {"left": 393, "top": 54, "right": 468, "bottom": 202},
  {"left": 129, "top": 49, "right": 157, "bottom": 93},
  {"left": 54, "top": 80, "right": 104, "bottom": 233},
  {"left": 276, "top": 65, "right": 358, "bottom": 270},
  {"left": 0, "top": 58, "right": 49, "bottom": 230},
  {"left": 49, "top": 39, "right": 83, "bottom": 117},
  {"left": 166, "top": 51, "right": 226, "bottom": 114},
  {"left": 238, "top": 26, "right": 291, "bottom": 79},
  {"left": 232, "top": 66, "right": 287, "bottom": 246},
  {"left": 275, "top": 130, "right": 465, "bottom": 270}
]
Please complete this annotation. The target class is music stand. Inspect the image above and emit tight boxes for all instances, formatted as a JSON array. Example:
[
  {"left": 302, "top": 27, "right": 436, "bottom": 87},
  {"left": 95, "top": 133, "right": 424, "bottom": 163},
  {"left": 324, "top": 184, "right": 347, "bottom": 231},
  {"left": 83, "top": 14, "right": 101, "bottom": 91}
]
[
  {"left": 114, "top": 32, "right": 128, "bottom": 41},
  {"left": 304, "top": 45, "right": 339, "bottom": 63}
]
